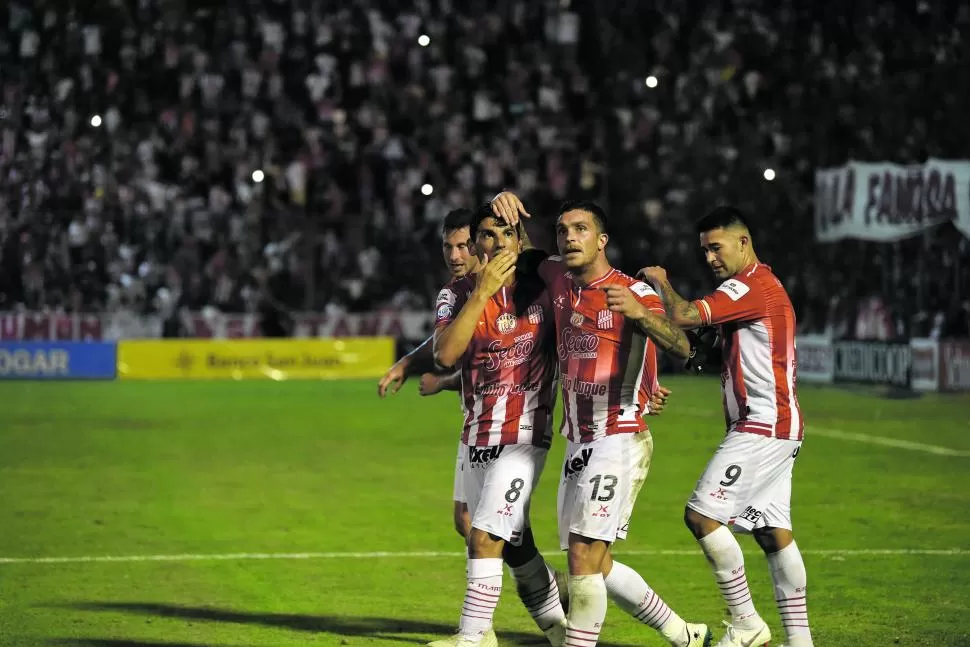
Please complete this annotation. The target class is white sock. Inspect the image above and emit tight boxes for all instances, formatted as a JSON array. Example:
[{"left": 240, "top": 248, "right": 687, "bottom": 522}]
[
  {"left": 605, "top": 560, "right": 689, "bottom": 645},
  {"left": 768, "top": 542, "right": 813, "bottom": 646},
  {"left": 698, "top": 526, "right": 763, "bottom": 630},
  {"left": 566, "top": 574, "right": 607, "bottom": 646},
  {"left": 509, "top": 554, "right": 566, "bottom": 631},
  {"left": 458, "top": 557, "right": 503, "bottom": 641}
]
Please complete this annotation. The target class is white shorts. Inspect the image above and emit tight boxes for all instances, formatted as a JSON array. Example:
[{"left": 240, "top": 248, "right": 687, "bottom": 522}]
[
  {"left": 687, "top": 432, "right": 802, "bottom": 532},
  {"left": 452, "top": 441, "right": 466, "bottom": 504},
  {"left": 557, "top": 431, "right": 653, "bottom": 550},
  {"left": 462, "top": 443, "right": 548, "bottom": 546}
]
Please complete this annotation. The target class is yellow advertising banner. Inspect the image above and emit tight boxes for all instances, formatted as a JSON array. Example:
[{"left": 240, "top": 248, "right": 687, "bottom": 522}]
[{"left": 117, "top": 338, "right": 394, "bottom": 380}]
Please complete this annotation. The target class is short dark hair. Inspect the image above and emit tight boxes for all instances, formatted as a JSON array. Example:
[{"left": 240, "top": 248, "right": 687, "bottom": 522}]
[
  {"left": 471, "top": 203, "right": 515, "bottom": 240},
  {"left": 695, "top": 206, "right": 751, "bottom": 235},
  {"left": 558, "top": 200, "right": 608, "bottom": 233},
  {"left": 441, "top": 208, "right": 474, "bottom": 236}
]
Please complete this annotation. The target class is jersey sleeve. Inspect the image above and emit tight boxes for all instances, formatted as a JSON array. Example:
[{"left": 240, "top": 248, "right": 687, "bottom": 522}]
[
  {"left": 628, "top": 280, "right": 666, "bottom": 315},
  {"left": 434, "top": 281, "right": 470, "bottom": 329},
  {"left": 693, "top": 276, "right": 766, "bottom": 325}
]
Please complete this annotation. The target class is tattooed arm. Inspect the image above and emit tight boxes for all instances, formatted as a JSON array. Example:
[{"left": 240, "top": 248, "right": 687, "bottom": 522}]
[
  {"left": 602, "top": 285, "right": 691, "bottom": 360},
  {"left": 631, "top": 309, "right": 691, "bottom": 360},
  {"left": 638, "top": 267, "right": 704, "bottom": 328}
]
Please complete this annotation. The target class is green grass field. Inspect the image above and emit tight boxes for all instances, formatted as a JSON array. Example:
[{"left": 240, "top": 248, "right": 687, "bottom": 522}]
[{"left": 1, "top": 376, "right": 969, "bottom": 646}]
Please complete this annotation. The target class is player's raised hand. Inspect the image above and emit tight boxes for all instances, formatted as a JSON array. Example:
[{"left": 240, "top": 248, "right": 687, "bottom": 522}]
[
  {"left": 603, "top": 284, "right": 647, "bottom": 320},
  {"left": 646, "top": 385, "right": 672, "bottom": 416},
  {"left": 474, "top": 250, "right": 517, "bottom": 298},
  {"left": 377, "top": 359, "right": 408, "bottom": 397},
  {"left": 637, "top": 266, "right": 668, "bottom": 288},
  {"left": 490, "top": 192, "right": 531, "bottom": 228},
  {"left": 419, "top": 372, "right": 445, "bottom": 396}
]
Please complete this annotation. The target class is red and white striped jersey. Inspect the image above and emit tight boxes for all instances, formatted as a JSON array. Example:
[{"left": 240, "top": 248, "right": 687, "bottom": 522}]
[
  {"left": 693, "top": 263, "right": 804, "bottom": 441},
  {"left": 539, "top": 258, "right": 665, "bottom": 443},
  {"left": 434, "top": 276, "right": 558, "bottom": 448}
]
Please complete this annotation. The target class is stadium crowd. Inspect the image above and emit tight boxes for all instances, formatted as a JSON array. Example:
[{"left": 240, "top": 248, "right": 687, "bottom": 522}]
[{"left": 0, "top": 0, "right": 968, "bottom": 339}]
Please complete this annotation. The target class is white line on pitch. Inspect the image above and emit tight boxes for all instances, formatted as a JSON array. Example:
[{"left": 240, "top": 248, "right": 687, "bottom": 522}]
[
  {"left": 809, "top": 426, "right": 970, "bottom": 457},
  {"left": 0, "top": 548, "right": 967, "bottom": 565}
]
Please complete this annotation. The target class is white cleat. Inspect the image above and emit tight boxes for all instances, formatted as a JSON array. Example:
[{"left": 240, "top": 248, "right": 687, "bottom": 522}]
[
  {"left": 544, "top": 619, "right": 567, "bottom": 647},
  {"left": 679, "top": 622, "right": 713, "bottom": 647},
  {"left": 427, "top": 629, "right": 498, "bottom": 647},
  {"left": 714, "top": 620, "right": 771, "bottom": 647}
]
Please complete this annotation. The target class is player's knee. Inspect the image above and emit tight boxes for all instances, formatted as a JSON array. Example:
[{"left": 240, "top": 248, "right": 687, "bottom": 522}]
[
  {"left": 753, "top": 526, "right": 794, "bottom": 554},
  {"left": 467, "top": 528, "right": 505, "bottom": 559},
  {"left": 502, "top": 531, "right": 538, "bottom": 568},
  {"left": 566, "top": 535, "right": 608, "bottom": 575},
  {"left": 684, "top": 506, "right": 718, "bottom": 539}
]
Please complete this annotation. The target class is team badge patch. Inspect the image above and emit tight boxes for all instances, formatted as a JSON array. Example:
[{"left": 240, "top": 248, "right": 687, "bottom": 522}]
[
  {"left": 527, "top": 304, "right": 544, "bottom": 324},
  {"left": 596, "top": 310, "right": 613, "bottom": 329},
  {"left": 496, "top": 312, "right": 518, "bottom": 334},
  {"left": 570, "top": 312, "right": 585, "bottom": 327},
  {"left": 436, "top": 304, "right": 453, "bottom": 320}
]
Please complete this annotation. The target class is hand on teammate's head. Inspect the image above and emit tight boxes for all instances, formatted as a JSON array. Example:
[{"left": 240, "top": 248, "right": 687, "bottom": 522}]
[{"left": 490, "top": 192, "right": 530, "bottom": 228}]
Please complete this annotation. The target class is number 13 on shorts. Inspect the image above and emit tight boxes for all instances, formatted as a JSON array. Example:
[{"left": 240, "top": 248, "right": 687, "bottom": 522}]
[{"left": 557, "top": 433, "right": 653, "bottom": 550}]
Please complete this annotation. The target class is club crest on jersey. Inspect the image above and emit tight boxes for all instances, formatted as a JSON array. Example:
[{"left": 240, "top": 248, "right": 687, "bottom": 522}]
[
  {"left": 496, "top": 312, "right": 517, "bottom": 334},
  {"left": 527, "top": 304, "right": 544, "bottom": 324},
  {"left": 596, "top": 310, "right": 613, "bottom": 329},
  {"left": 570, "top": 311, "right": 584, "bottom": 327}
]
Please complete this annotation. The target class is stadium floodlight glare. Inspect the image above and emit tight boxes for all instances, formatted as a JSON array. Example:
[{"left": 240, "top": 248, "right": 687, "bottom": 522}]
[
  {"left": 252, "top": 169, "right": 265, "bottom": 183},
  {"left": 421, "top": 183, "right": 433, "bottom": 196},
  {"left": 645, "top": 76, "right": 658, "bottom": 88},
  {"left": 90, "top": 115, "right": 102, "bottom": 127},
  {"left": 418, "top": 34, "right": 431, "bottom": 47},
  {"left": 763, "top": 168, "right": 776, "bottom": 181}
]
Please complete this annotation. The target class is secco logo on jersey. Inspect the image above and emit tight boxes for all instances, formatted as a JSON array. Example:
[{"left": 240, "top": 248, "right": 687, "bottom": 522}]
[
  {"left": 558, "top": 327, "right": 599, "bottom": 360},
  {"left": 717, "top": 279, "right": 750, "bottom": 301},
  {"left": 483, "top": 336, "right": 535, "bottom": 371},
  {"left": 496, "top": 312, "right": 517, "bottom": 334}
]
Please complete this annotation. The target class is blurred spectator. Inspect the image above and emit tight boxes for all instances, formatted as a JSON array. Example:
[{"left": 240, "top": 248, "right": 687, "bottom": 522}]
[{"left": 0, "top": 0, "right": 966, "bottom": 340}]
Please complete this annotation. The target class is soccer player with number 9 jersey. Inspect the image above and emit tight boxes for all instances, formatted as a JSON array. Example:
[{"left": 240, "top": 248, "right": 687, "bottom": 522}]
[{"left": 640, "top": 206, "right": 814, "bottom": 647}]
